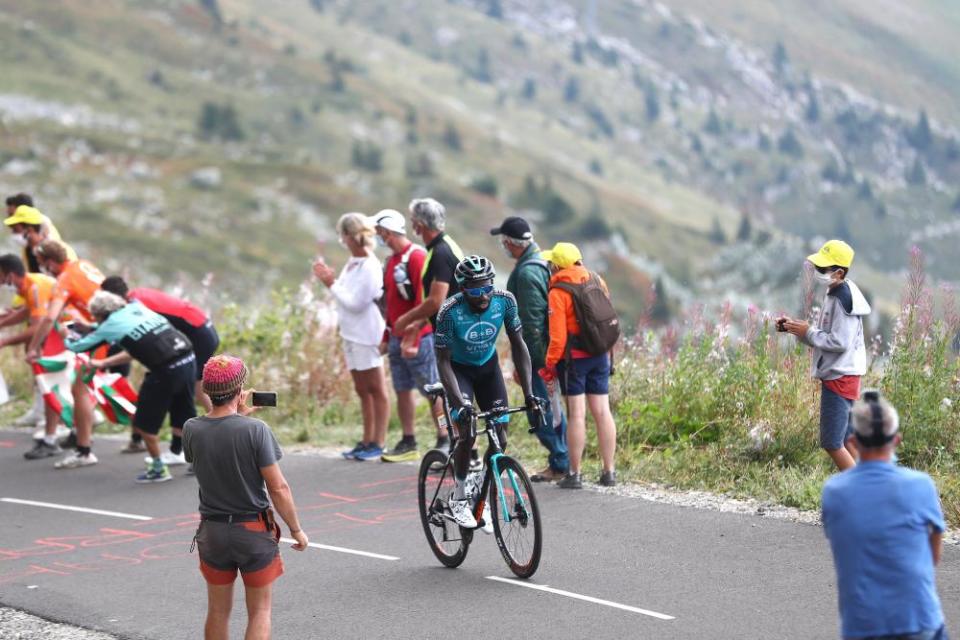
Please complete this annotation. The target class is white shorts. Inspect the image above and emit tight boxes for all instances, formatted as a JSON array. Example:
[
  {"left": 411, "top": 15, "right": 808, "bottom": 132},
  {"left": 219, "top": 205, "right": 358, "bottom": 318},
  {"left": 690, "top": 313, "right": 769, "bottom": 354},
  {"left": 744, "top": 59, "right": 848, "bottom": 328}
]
[{"left": 342, "top": 339, "right": 383, "bottom": 372}]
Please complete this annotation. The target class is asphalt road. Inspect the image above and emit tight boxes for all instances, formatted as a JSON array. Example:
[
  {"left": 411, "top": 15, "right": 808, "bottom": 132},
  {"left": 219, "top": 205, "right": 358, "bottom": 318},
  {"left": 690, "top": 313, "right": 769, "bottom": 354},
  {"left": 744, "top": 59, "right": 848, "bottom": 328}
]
[{"left": 0, "top": 427, "right": 957, "bottom": 640}]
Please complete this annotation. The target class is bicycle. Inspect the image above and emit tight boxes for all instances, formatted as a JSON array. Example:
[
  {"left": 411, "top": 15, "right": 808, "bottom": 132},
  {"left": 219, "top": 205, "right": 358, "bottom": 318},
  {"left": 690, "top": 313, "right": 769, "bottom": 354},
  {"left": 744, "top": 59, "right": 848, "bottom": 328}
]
[{"left": 417, "top": 382, "right": 543, "bottom": 579}]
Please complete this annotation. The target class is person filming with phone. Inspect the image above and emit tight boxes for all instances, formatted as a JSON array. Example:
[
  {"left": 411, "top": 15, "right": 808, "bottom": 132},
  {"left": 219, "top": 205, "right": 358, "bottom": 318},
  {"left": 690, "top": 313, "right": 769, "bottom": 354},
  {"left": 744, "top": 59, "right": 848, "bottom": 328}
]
[{"left": 184, "top": 355, "right": 307, "bottom": 640}]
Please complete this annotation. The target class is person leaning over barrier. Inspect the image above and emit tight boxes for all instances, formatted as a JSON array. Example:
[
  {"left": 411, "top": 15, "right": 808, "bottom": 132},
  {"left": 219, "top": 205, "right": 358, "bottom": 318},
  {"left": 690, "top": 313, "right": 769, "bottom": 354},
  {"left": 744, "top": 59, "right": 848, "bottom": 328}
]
[
  {"left": 184, "top": 355, "right": 308, "bottom": 640},
  {"left": 491, "top": 216, "right": 569, "bottom": 483},
  {"left": 822, "top": 391, "right": 948, "bottom": 640},
  {"left": 779, "top": 240, "right": 871, "bottom": 471}
]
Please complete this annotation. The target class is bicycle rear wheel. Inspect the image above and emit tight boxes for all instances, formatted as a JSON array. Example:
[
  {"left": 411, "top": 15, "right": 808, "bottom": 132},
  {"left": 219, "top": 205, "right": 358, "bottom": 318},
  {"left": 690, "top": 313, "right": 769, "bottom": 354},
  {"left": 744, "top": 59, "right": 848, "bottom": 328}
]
[
  {"left": 489, "top": 455, "right": 542, "bottom": 578},
  {"left": 418, "top": 449, "right": 471, "bottom": 568}
]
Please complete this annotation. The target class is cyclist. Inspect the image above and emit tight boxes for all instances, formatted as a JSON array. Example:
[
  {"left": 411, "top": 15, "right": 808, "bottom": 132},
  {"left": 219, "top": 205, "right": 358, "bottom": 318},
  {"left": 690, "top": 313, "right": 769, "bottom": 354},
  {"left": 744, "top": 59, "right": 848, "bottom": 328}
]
[{"left": 434, "top": 255, "right": 541, "bottom": 528}]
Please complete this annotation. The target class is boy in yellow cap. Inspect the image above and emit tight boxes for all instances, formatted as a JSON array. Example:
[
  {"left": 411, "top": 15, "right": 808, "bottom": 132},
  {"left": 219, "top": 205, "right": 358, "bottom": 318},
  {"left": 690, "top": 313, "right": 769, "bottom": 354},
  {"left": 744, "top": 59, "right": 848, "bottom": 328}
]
[{"left": 778, "top": 240, "right": 871, "bottom": 470}]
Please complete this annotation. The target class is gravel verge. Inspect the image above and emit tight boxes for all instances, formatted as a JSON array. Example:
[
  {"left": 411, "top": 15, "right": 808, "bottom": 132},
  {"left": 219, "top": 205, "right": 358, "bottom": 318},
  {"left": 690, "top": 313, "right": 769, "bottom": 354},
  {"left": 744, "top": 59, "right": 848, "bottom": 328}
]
[{"left": 0, "top": 607, "right": 121, "bottom": 639}]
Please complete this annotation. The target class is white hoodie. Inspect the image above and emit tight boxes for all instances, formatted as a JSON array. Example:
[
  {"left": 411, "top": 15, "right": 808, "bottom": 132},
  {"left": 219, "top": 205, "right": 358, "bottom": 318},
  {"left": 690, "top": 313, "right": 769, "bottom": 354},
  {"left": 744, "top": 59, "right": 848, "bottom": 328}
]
[
  {"left": 802, "top": 280, "right": 871, "bottom": 380},
  {"left": 329, "top": 254, "right": 385, "bottom": 346}
]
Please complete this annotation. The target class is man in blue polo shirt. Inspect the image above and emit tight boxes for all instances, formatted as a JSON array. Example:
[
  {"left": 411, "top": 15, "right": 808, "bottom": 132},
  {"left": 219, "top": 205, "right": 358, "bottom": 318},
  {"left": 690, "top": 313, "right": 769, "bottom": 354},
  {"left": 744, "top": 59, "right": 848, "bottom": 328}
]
[{"left": 822, "top": 391, "right": 947, "bottom": 640}]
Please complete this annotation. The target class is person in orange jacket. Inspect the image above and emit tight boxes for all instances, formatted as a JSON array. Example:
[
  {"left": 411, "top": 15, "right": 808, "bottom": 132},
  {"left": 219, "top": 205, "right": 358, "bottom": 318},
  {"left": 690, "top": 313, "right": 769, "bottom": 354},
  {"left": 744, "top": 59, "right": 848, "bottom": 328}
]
[{"left": 540, "top": 242, "right": 617, "bottom": 489}]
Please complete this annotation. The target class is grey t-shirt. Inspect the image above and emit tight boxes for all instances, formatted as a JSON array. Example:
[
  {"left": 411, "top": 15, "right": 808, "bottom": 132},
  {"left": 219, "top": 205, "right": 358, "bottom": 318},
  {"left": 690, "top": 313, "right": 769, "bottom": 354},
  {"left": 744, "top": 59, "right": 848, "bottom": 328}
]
[{"left": 183, "top": 414, "right": 283, "bottom": 516}]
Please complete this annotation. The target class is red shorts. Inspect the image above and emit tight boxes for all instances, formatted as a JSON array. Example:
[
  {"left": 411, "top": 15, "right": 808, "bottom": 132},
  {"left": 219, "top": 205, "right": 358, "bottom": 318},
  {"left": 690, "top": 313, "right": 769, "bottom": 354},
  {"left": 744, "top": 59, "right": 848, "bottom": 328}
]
[{"left": 196, "top": 518, "right": 284, "bottom": 587}]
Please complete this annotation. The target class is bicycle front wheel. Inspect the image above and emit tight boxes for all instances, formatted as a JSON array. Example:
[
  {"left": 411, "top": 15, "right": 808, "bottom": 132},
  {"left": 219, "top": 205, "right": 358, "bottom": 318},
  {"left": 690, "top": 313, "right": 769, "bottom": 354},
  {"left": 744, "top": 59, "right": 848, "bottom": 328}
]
[
  {"left": 418, "top": 449, "right": 470, "bottom": 568},
  {"left": 489, "top": 456, "right": 542, "bottom": 578}
]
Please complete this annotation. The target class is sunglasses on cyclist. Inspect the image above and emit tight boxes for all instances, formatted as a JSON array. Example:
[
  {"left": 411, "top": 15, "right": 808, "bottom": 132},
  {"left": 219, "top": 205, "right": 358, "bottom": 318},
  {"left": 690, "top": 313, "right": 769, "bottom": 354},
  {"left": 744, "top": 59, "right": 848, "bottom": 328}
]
[{"left": 463, "top": 284, "right": 494, "bottom": 297}]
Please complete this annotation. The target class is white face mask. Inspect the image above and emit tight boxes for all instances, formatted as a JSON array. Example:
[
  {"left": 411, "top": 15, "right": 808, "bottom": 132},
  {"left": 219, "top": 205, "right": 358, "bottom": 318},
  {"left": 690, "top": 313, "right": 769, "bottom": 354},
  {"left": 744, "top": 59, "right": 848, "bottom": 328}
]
[
  {"left": 814, "top": 271, "right": 835, "bottom": 285},
  {"left": 10, "top": 234, "right": 28, "bottom": 248},
  {"left": 499, "top": 241, "right": 513, "bottom": 259},
  {"left": 376, "top": 235, "right": 387, "bottom": 248}
]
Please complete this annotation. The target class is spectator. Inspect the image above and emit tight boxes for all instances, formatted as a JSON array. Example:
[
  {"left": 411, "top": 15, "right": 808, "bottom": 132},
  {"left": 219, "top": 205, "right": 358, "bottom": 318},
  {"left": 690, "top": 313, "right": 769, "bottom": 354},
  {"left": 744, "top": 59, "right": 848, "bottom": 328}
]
[
  {"left": 25, "top": 240, "right": 104, "bottom": 466},
  {"left": 491, "top": 216, "right": 569, "bottom": 482},
  {"left": 0, "top": 254, "right": 68, "bottom": 459},
  {"left": 371, "top": 209, "right": 448, "bottom": 462},
  {"left": 822, "top": 391, "right": 947, "bottom": 640},
  {"left": 65, "top": 291, "right": 196, "bottom": 482},
  {"left": 779, "top": 240, "right": 871, "bottom": 471},
  {"left": 540, "top": 242, "right": 618, "bottom": 489},
  {"left": 3, "top": 199, "right": 77, "bottom": 428},
  {"left": 184, "top": 355, "right": 308, "bottom": 640},
  {"left": 101, "top": 276, "right": 221, "bottom": 459},
  {"left": 313, "top": 213, "right": 390, "bottom": 461},
  {"left": 393, "top": 197, "right": 464, "bottom": 335}
]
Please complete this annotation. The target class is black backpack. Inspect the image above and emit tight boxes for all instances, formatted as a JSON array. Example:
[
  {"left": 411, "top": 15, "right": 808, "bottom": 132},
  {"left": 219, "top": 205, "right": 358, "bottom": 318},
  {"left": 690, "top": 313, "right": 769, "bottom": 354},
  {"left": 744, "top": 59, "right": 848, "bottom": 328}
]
[{"left": 551, "top": 273, "right": 621, "bottom": 356}]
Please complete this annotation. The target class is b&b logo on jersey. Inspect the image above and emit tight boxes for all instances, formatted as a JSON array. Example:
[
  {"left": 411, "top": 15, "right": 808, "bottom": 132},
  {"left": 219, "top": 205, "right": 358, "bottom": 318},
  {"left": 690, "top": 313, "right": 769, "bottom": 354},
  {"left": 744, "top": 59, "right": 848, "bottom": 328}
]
[{"left": 465, "top": 321, "right": 497, "bottom": 345}]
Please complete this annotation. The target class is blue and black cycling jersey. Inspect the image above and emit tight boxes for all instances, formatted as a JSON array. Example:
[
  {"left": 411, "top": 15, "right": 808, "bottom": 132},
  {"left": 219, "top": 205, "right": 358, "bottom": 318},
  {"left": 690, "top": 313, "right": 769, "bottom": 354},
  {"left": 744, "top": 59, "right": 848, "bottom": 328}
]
[
  {"left": 66, "top": 301, "right": 193, "bottom": 369},
  {"left": 433, "top": 290, "right": 522, "bottom": 367}
]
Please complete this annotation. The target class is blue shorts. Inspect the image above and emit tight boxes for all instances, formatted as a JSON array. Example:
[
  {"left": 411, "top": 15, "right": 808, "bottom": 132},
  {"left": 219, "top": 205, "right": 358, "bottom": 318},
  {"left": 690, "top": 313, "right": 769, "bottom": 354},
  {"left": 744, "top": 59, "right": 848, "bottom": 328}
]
[
  {"left": 557, "top": 354, "right": 610, "bottom": 396},
  {"left": 820, "top": 382, "right": 854, "bottom": 449},
  {"left": 387, "top": 333, "right": 439, "bottom": 395}
]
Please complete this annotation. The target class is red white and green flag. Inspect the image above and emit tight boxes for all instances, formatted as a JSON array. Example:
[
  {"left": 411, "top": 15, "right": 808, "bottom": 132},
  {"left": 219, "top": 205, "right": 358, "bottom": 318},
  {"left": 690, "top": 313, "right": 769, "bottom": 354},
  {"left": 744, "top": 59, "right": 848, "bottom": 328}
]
[{"left": 32, "top": 352, "right": 138, "bottom": 427}]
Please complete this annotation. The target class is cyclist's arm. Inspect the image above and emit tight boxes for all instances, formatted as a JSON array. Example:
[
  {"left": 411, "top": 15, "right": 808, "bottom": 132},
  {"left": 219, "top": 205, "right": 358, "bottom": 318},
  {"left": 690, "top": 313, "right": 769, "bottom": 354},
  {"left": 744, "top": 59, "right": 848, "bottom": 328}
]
[
  {"left": 507, "top": 326, "right": 535, "bottom": 400},
  {"left": 436, "top": 348, "right": 467, "bottom": 412}
]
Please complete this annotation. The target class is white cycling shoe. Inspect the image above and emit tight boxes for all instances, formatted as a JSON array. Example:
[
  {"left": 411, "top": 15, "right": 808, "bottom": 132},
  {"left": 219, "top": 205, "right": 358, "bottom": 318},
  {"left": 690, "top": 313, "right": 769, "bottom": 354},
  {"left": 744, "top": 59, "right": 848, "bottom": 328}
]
[{"left": 449, "top": 499, "right": 478, "bottom": 529}]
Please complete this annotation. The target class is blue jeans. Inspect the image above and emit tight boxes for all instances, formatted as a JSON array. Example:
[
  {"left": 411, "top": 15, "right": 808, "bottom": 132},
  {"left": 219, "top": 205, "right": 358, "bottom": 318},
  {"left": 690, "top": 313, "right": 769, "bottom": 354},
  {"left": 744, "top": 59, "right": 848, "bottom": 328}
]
[{"left": 528, "top": 371, "right": 569, "bottom": 473}]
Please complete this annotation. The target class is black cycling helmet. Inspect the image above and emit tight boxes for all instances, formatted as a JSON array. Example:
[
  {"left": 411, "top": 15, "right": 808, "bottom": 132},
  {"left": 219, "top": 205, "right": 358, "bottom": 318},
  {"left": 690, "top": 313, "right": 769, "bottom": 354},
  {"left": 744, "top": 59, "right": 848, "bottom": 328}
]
[{"left": 455, "top": 254, "right": 495, "bottom": 285}]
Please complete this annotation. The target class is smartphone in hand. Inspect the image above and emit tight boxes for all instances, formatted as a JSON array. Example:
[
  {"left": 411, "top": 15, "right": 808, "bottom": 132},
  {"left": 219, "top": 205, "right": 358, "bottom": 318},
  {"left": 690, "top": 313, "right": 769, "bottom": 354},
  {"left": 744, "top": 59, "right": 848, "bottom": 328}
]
[{"left": 251, "top": 391, "right": 278, "bottom": 407}]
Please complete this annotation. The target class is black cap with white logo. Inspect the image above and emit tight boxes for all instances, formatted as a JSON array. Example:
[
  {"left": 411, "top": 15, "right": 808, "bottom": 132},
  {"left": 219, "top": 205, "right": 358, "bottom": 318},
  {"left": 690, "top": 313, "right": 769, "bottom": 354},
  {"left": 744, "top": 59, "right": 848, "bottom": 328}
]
[{"left": 489, "top": 216, "right": 532, "bottom": 241}]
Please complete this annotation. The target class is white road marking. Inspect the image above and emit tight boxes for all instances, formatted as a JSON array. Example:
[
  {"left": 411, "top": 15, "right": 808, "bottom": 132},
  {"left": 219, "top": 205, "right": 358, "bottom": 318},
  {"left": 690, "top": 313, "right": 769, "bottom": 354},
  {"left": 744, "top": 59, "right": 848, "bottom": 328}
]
[
  {"left": 1, "top": 498, "right": 154, "bottom": 521},
  {"left": 486, "top": 576, "right": 675, "bottom": 620},
  {"left": 279, "top": 538, "right": 399, "bottom": 561},
  {"left": 1, "top": 497, "right": 401, "bottom": 561}
]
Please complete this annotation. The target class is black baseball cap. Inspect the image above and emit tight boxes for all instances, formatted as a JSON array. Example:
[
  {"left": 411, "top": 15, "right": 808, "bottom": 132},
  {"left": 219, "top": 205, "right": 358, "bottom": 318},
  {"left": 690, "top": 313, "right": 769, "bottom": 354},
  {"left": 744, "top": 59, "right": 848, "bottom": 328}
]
[{"left": 490, "top": 216, "right": 532, "bottom": 240}]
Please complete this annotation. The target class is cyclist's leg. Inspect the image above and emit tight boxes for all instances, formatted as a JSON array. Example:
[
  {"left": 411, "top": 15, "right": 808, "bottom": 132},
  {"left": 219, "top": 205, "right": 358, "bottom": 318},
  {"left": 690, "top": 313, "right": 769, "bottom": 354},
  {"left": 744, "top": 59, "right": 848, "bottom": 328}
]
[
  {"left": 473, "top": 354, "right": 510, "bottom": 457},
  {"left": 450, "top": 362, "right": 477, "bottom": 483}
]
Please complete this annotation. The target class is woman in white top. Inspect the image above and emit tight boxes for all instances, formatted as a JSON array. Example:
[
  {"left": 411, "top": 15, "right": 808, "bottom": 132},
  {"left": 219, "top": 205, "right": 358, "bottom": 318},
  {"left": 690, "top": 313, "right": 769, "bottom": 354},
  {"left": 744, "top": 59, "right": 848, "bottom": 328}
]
[{"left": 313, "top": 213, "right": 390, "bottom": 460}]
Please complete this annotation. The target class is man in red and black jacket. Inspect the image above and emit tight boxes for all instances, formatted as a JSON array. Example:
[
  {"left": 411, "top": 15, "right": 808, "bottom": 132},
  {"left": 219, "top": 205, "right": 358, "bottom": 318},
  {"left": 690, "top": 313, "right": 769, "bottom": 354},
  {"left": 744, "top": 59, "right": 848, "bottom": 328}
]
[{"left": 101, "top": 276, "right": 220, "bottom": 465}]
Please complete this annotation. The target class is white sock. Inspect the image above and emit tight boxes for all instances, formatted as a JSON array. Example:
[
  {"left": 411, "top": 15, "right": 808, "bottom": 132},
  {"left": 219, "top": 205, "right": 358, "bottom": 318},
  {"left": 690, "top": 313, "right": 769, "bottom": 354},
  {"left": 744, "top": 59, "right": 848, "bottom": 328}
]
[
  {"left": 43, "top": 435, "right": 57, "bottom": 446},
  {"left": 454, "top": 478, "right": 467, "bottom": 500}
]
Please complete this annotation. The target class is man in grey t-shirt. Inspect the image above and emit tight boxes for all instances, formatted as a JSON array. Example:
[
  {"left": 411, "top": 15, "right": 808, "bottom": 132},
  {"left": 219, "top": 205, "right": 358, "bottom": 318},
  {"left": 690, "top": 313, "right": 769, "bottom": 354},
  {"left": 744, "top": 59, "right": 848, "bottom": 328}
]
[{"left": 184, "top": 355, "right": 308, "bottom": 640}]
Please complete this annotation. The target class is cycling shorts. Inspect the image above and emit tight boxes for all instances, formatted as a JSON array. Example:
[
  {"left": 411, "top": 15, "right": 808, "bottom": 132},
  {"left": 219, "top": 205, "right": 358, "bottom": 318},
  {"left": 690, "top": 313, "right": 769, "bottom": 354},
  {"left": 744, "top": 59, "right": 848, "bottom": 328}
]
[{"left": 451, "top": 352, "right": 508, "bottom": 416}]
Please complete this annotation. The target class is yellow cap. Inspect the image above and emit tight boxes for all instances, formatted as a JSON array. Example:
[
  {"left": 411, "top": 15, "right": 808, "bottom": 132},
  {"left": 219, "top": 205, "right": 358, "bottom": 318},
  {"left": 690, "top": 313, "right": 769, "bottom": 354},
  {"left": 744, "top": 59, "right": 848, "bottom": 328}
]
[
  {"left": 540, "top": 242, "right": 583, "bottom": 269},
  {"left": 3, "top": 205, "right": 44, "bottom": 227},
  {"left": 807, "top": 239, "right": 854, "bottom": 269}
]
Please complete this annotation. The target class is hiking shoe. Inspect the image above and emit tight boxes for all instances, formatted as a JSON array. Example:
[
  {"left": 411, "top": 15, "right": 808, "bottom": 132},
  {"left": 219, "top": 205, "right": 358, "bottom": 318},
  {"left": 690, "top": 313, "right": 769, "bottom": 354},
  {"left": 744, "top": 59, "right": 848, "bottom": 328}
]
[
  {"left": 381, "top": 439, "right": 420, "bottom": 463},
  {"left": 599, "top": 470, "right": 617, "bottom": 487},
  {"left": 24, "top": 440, "right": 62, "bottom": 460},
  {"left": 121, "top": 439, "right": 147, "bottom": 454},
  {"left": 136, "top": 464, "right": 172, "bottom": 484},
  {"left": 433, "top": 437, "right": 450, "bottom": 456},
  {"left": 341, "top": 442, "right": 365, "bottom": 460},
  {"left": 54, "top": 451, "right": 98, "bottom": 469},
  {"left": 449, "top": 499, "right": 477, "bottom": 528},
  {"left": 531, "top": 466, "right": 565, "bottom": 483},
  {"left": 354, "top": 443, "right": 384, "bottom": 461},
  {"left": 557, "top": 472, "right": 583, "bottom": 489},
  {"left": 58, "top": 430, "right": 78, "bottom": 450},
  {"left": 143, "top": 450, "right": 186, "bottom": 466}
]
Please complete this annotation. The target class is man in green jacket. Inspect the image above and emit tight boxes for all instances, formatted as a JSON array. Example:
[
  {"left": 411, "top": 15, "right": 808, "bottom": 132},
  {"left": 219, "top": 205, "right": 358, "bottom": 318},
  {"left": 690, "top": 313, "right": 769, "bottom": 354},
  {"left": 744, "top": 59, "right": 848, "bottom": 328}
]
[{"left": 491, "top": 217, "right": 569, "bottom": 482}]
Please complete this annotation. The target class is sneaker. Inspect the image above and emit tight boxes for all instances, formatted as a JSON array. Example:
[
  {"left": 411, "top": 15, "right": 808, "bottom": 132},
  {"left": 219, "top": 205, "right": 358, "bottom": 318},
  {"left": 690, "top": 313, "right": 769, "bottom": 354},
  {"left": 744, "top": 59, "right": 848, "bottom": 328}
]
[
  {"left": 599, "top": 470, "right": 617, "bottom": 487},
  {"left": 381, "top": 439, "right": 420, "bottom": 463},
  {"left": 143, "top": 450, "right": 186, "bottom": 466},
  {"left": 341, "top": 442, "right": 365, "bottom": 460},
  {"left": 121, "top": 439, "right": 147, "bottom": 454},
  {"left": 58, "top": 431, "right": 78, "bottom": 450},
  {"left": 354, "top": 443, "right": 384, "bottom": 461},
  {"left": 433, "top": 437, "right": 450, "bottom": 456},
  {"left": 449, "top": 499, "right": 477, "bottom": 528},
  {"left": 136, "top": 464, "right": 173, "bottom": 484},
  {"left": 480, "top": 502, "right": 493, "bottom": 535},
  {"left": 54, "top": 451, "right": 98, "bottom": 469},
  {"left": 24, "top": 440, "right": 62, "bottom": 460},
  {"left": 557, "top": 472, "right": 583, "bottom": 489}
]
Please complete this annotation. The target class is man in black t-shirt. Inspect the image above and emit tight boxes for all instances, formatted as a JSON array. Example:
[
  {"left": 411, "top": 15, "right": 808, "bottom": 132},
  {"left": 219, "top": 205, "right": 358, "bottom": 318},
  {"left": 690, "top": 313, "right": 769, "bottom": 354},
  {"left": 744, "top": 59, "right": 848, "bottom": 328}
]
[{"left": 394, "top": 197, "right": 465, "bottom": 332}]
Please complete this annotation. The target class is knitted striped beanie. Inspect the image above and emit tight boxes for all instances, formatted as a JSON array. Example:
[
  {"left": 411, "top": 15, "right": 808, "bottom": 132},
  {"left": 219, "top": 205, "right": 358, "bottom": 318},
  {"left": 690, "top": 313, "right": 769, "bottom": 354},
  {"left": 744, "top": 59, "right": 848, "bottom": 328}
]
[{"left": 202, "top": 355, "right": 248, "bottom": 400}]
